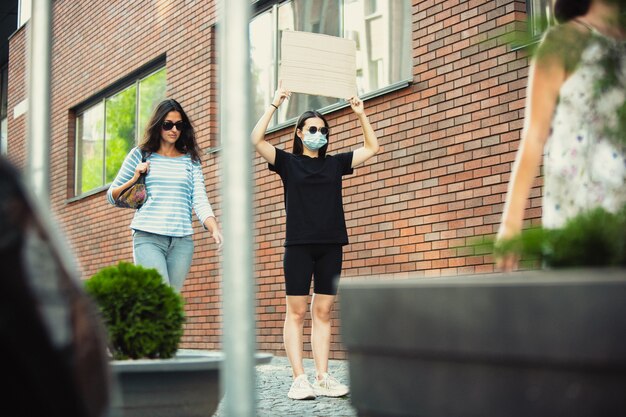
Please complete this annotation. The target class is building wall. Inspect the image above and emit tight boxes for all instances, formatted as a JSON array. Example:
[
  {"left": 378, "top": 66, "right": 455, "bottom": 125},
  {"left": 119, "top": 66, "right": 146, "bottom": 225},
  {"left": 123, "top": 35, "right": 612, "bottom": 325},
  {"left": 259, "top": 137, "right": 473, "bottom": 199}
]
[
  {"left": 6, "top": 0, "right": 540, "bottom": 359},
  {"left": 7, "top": 25, "right": 26, "bottom": 168}
]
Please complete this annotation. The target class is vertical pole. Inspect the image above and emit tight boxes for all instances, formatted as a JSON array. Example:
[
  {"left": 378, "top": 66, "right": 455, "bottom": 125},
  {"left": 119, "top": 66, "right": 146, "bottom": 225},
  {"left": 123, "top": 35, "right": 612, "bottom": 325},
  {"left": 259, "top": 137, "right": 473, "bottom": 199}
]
[
  {"left": 218, "top": 0, "right": 256, "bottom": 416},
  {"left": 26, "top": 0, "right": 53, "bottom": 208}
]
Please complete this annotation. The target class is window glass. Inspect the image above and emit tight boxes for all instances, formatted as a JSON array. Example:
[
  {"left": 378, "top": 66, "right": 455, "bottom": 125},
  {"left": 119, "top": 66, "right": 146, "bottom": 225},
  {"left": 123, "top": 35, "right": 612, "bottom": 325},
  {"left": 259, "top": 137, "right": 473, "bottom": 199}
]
[
  {"left": 1, "top": 66, "right": 7, "bottom": 120},
  {"left": 345, "top": 0, "right": 411, "bottom": 95},
  {"left": 1, "top": 118, "right": 7, "bottom": 156},
  {"left": 138, "top": 68, "right": 167, "bottom": 137},
  {"left": 77, "top": 102, "right": 104, "bottom": 195},
  {"left": 75, "top": 67, "right": 166, "bottom": 195},
  {"left": 250, "top": 11, "right": 276, "bottom": 124},
  {"left": 277, "top": 0, "right": 341, "bottom": 121},
  {"left": 528, "top": 0, "right": 553, "bottom": 37},
  {"left": 105, "top": 85, "right": 136, "bottom": 183},
  {"left": 250, "top": 0, "right": 411, "bottom": 126},
  {"left": 1, "top": 66, "right": 7, "bottom": 155}
]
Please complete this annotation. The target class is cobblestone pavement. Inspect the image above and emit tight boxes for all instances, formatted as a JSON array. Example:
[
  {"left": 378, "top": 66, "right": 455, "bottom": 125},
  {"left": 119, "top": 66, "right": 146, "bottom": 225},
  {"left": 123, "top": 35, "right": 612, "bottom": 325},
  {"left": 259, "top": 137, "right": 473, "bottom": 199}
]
[{"left": 213, "top": 355, "right": 357, "bottom": 417}]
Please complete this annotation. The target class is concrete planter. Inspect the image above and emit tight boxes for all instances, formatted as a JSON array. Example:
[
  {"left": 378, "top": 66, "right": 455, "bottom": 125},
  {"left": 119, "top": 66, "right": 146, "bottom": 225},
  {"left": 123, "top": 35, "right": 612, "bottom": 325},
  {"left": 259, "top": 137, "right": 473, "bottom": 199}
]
[
  {"left": 339, "top": 269, "right": 626, "bottom": 417},
  {"left": 110, "top": 350, "right": 272, "bottom": 417}
]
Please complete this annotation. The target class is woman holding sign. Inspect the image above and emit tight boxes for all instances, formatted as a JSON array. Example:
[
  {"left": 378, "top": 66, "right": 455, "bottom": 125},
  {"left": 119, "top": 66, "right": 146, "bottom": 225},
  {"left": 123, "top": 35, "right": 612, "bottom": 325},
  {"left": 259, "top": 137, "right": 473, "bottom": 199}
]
[{"left": 251, "top": 87, "right": 380, "bottom": 400}]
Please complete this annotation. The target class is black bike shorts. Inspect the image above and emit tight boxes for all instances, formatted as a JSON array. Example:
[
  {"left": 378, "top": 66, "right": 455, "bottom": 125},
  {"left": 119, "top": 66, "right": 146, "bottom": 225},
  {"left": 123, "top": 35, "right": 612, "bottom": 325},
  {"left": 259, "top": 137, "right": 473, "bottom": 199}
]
[{"left": 283, "top": 244, "right": 343, "bottom": 296}]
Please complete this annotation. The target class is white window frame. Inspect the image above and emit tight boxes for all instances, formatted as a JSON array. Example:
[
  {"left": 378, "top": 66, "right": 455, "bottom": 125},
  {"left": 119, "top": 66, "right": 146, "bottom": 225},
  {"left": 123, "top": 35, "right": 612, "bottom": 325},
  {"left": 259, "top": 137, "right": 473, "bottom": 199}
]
[{"left": 18, "top": 0, "right": 31, "bottom": 27}]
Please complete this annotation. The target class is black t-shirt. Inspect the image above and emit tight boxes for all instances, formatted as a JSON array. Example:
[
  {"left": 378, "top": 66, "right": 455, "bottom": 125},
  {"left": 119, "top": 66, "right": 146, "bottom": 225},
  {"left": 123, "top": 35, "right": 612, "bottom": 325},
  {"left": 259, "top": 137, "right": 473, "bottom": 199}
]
[{"left": 269, "top": 147, "right": 354, "bottom": 246}]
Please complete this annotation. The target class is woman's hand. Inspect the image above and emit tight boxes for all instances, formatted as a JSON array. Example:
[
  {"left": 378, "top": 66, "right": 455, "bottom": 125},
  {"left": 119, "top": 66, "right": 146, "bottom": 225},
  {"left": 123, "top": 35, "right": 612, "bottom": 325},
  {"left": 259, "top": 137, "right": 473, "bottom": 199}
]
[
  {"left": 203, "top": 217, "right": 223, "bottom": 250},
  {"left": 349, "top": 96, "right": 365, "bottom": 116},
  {"left": 272, "top": 82, "right": 291, "bottom": 108},
  {"left": 349, "top": 95, "right": 380, "bottom": 167},
  {"left": 494, "top": 224, "right": 520, "bottom": 272},
  {"left": 134, "top": 161, "right": 149, "bottom": 179},
  {"left": 210, "top": 228, "right": 223, "bottom": 250}
]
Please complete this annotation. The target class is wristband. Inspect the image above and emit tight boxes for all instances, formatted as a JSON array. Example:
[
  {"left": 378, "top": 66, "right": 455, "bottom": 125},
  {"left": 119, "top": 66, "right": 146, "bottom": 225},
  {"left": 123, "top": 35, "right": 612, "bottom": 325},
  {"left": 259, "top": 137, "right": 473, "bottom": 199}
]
[{"left": 270, "top": 103, "right": 279, "bottom": 110}]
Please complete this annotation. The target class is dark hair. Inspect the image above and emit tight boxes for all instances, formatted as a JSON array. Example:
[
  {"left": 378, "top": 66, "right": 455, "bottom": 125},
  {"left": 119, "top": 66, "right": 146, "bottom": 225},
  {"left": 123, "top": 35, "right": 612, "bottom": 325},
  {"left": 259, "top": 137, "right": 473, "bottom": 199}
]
[
  {"left": 292, "top": 110, "right": 330, "bottom": 158},
  {"left": 553, "top": 0, "right": 591, "bottom": 22},
  {"left": 139, "top": 99, "right": 201, "bottom": 162}
]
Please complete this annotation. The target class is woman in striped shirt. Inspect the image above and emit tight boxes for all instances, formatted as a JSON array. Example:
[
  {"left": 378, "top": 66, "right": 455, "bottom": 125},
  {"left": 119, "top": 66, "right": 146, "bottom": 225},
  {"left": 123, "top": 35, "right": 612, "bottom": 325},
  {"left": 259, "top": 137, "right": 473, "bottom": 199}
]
[{"left": 107, "top": 99, "right": 222, "bottom": 291}]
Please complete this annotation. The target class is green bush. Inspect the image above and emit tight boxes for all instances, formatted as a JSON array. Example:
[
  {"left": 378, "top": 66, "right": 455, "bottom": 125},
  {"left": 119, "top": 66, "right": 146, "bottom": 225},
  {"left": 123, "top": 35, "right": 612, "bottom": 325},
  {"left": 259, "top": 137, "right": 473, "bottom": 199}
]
[
  {"left": 493, "top": 205, "right": 626, "bottom": 268},
  {"left": 84, "top": 262, "right": 185, "bottom": 360}
]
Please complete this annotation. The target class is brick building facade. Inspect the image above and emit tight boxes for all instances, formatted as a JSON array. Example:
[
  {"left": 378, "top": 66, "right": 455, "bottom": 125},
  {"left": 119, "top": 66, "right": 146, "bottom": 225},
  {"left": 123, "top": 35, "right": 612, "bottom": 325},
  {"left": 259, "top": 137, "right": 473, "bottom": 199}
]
[{"left": 5, "top": 0, "right": 540, "bottom": 359}]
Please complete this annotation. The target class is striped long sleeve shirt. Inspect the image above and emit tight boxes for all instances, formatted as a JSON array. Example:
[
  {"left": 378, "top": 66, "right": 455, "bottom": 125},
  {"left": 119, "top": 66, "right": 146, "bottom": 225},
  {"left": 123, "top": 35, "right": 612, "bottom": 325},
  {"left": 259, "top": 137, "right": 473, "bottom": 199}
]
[{"left": 107, "top": 147, "right": 215, "bottom": 236}]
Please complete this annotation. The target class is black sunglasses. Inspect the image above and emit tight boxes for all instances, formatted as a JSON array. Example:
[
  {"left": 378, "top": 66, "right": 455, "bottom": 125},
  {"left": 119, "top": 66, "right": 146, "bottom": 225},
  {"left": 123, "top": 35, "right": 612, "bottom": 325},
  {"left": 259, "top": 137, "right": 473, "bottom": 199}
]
[
  {"left": 162, "top": 121, "right": 185, "bottom": 131},
  {"left": 303, "top": 126, "right": 329, "bottom": 135}
]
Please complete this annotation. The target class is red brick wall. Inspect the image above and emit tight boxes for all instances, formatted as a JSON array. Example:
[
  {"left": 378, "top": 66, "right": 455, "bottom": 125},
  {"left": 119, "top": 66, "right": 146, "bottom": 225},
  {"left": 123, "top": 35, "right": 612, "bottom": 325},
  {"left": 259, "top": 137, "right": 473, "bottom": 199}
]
[
  {"left": 6, "top": 0, "right": 541, "bottom": 359},
  {"left": 7, "top": 27, "right": 26, "bottom": 168}
]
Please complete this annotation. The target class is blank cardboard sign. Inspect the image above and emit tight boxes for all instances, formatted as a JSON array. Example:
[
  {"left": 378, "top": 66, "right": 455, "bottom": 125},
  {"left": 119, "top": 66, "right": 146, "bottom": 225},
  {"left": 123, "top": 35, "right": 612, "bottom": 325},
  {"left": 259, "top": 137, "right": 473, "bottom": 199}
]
[{"left": 279, "top": 30, "right": 357, "bottom": 99}]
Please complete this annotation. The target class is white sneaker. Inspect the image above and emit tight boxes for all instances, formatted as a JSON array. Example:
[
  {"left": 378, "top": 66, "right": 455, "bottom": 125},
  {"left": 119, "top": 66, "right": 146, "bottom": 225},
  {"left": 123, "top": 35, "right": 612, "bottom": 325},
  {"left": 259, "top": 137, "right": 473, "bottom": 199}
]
[
  {"left": 312, "top": 372, "right": 350, "bottom": 397},
  {"left": 288, "top": 374, "right": 316, "bottom": 400}
]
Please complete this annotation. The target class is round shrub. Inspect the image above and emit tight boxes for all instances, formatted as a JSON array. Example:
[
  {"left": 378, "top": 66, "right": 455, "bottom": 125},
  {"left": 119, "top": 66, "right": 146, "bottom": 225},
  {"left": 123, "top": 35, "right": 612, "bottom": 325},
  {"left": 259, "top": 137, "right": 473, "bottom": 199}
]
[{"left": 84, "top": 261, "right": 185, "bottom": 360}]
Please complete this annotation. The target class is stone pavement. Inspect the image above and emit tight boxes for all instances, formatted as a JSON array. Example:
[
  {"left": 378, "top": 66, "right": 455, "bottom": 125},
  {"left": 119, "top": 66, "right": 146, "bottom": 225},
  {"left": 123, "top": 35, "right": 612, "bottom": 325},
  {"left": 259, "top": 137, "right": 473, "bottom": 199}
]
[{"left": 213, "top": 355, "right": 357, "bottom": 417}]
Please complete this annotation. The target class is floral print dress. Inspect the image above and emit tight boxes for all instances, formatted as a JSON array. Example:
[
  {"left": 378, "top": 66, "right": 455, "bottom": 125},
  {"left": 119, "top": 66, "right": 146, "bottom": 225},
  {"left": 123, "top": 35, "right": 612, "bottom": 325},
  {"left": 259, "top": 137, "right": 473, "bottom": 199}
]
[{"left": 543, "top": 28, "right": 626, "bottom": 229}]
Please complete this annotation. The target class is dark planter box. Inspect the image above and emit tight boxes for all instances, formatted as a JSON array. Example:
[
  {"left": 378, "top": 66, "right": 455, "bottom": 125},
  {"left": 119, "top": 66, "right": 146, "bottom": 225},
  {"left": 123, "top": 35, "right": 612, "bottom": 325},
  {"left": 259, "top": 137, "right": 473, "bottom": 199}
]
[
  {"left": 339, "top": 269, "right": 626, "bottom": 417},
  {"left": 110, "top": 350, "right": 272, "bottom": 417}
]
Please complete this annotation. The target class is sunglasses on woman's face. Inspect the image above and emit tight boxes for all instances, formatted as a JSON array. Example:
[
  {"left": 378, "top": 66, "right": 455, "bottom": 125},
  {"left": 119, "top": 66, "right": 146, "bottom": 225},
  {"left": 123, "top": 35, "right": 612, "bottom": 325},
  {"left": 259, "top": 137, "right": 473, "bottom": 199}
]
[
  {"left": 162, "top": 121, "right": 185, "bottom": 131},
  {"left": 303, "top": 126, "right": 329, "bottom": 135}
]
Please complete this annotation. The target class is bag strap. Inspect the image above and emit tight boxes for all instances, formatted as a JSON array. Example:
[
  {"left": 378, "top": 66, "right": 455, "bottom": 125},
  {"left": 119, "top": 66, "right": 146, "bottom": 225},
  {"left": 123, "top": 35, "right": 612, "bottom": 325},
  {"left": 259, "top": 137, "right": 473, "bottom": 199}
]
[
  {"left": 135, "top": 150, "right": 149, "bottom": 185},
  {"left": 140, "top": 150, "right": 152, "bottom": 174}
]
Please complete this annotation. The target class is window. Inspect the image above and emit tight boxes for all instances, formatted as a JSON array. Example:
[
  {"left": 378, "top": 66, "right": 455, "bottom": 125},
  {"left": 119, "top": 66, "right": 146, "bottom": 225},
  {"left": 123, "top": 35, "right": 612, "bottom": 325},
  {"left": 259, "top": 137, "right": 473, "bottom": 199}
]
[
  {"left": 250, "top": 0, "right": 411, "bottom": 125},
  {"left": 527, "top": 0, "right": 554, "bottom": 38},
  {"left": 1, "top": 65, "right": 7, "bottom": 155},
  {"left": 0, "top": 121, "right": 6, "bottom": 156},
  {"left": 75, "top": 67, "right": 166, "bottom": 195}
]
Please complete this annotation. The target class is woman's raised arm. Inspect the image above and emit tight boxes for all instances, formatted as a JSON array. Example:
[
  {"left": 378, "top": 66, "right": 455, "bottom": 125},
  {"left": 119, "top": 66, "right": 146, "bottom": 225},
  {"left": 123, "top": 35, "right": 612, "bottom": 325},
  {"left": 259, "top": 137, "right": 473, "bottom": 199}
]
[
  {"left": 350, "top": 97, "right": 380, "bottom": 168},
  {"left": 251, "top": 86, "right": 290, "bottom": 165}
]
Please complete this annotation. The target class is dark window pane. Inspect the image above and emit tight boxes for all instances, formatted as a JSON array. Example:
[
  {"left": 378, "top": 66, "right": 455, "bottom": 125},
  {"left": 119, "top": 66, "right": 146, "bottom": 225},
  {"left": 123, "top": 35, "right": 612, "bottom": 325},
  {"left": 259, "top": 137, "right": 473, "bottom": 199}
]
[
  {"left": 1, "top": 66, "right": 6, "bottom": 155},
  {"left": 1, "top": 67, "right": 7, "bottom": 120}
]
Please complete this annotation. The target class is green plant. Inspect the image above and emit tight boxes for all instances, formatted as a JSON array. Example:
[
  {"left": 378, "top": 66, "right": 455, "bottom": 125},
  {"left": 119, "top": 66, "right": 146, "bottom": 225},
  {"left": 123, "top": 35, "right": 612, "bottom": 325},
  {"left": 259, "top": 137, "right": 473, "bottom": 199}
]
[
  {"left": 84, "top": 261, "right": 185, "bottom": 360},
  {"left": 491, "top": 206, "right": 626, "bottom": 268}
]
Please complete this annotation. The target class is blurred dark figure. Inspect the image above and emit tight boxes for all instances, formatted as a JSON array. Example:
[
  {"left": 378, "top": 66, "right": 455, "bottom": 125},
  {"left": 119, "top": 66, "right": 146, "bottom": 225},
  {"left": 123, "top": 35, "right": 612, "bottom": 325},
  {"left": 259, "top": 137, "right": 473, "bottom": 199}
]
[{"left": 0, "top": 157, "right": 110, "bottom": 417}]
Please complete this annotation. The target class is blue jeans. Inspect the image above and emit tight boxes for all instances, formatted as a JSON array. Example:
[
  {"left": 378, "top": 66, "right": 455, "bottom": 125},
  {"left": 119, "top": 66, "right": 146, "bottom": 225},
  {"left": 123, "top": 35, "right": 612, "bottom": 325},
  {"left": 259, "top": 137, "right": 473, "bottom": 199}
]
[{"left": 132, "top": 230, "right": 194, "bottom": 292}]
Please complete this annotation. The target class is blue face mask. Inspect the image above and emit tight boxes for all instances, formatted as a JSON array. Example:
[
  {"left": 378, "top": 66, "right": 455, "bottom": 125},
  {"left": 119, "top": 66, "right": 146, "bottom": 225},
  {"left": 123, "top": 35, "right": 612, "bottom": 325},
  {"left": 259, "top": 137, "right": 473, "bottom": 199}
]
[{"left": 302, "top": 131, "right": 328, "bottom": 151}]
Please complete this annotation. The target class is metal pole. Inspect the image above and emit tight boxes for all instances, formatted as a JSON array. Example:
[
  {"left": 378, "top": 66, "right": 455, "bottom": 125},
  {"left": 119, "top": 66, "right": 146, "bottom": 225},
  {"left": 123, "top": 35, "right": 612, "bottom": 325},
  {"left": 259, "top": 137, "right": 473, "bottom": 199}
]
[
  {"left": 26, "top": 0, "right": 53, "bottom": 208},
  {"left": 218, "top": 0, "right": 256, "bottom": 416}
]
